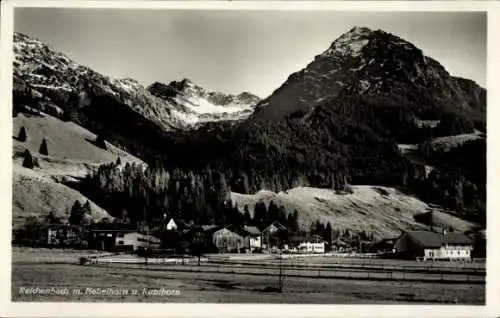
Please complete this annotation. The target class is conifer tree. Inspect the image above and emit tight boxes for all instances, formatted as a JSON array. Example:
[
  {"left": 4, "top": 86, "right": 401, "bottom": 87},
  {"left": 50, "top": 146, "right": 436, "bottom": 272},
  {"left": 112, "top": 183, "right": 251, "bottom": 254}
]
[
  {"left": 69, "top": 201, "right": 85, "bottom": 225},
  {"left": 18, "top": 127, "right": 27, "bottom": 142},
  {"left": 39, "top": 138, "right": 48, "bottom": 155},
  {"left": 95, "top": 134, "right": 107, "bottom": 150},
  {"left": 22, "top": 149, "right": 34, "bottom": 169}
]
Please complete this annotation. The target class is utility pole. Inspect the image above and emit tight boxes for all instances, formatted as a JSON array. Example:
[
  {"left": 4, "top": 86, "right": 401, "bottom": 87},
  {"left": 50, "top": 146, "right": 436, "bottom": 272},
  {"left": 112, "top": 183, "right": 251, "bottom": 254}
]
[{"left": 277, "top": 240, "right": 285, "bottom": 292}]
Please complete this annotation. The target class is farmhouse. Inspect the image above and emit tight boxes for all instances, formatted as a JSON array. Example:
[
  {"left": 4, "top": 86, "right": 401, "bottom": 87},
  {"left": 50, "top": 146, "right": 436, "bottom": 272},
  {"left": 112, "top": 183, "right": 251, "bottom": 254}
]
[
  {"left": 212, "top": 226, "right": 245, "bottom": 253},
  {"left": 394, "top": 230, "right": 473, "bottom": 261},
  {"left": 241, "top": 225, "right": 262, "bottom": 251},
  {"left": 88, "top": 229, "right": 160, "bottom": 252},
  {"left": 46, "top": 225, "right": 83, "bottom": 247},
  {"left": 262, "top": 221, "right": 288, "bottom": 249},
  {"left": 331, "top": 238, "right": 349, "bottom": 252},
  {"left": 298, "top": 241, "right": 325, "bottom": 254}
]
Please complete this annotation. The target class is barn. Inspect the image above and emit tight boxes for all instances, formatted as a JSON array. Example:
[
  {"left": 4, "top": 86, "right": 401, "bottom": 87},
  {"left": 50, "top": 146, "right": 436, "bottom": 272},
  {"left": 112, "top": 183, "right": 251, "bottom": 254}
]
[
  {"left": 212, "top": 227, "right": 245, "bottom": 253},
  {"left": 394, "top": 230, "right": 473, "bottom": 261}
]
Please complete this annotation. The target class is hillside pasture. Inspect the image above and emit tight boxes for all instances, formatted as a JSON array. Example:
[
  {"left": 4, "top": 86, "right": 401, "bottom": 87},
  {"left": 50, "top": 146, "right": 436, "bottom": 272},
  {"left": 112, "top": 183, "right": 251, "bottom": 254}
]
[{"left": 231, "top": 186, "right": 477, "bottom": 239}]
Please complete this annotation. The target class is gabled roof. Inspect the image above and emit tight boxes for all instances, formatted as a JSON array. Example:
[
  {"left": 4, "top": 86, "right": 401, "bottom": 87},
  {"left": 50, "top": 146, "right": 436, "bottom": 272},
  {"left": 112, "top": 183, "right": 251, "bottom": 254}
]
[
  {"left": 166, "top": 218, "right": 177, "bottom": 229},
  {"left": 214, "top": 226, "right": 244, "bottom": 237},
  {"left": 405, "top": 231, "right": 472, "bottom": 248},
  {"left": 90, "top": 229, "right": 137, "bottom": 233},
  {"left": 442, "top": 232, "right": 473, "bottom": 245},
  {"left": 406, "top": 231, "right": 443, "bottom": 248},
  {"left": 263, "top": 221, "right": 287, "bottom": 232},
  {"left": 242, "top": 225, "right": 261, "bottom": 236},
  {"left": 200, "top": 225, "right": 219, "bottom": 233}
]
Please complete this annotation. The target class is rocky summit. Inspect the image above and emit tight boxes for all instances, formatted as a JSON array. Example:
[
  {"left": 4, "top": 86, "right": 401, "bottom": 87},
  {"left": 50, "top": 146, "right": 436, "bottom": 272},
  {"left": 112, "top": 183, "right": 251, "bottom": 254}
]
[{"left": 252, "top": 27, "right": 485, "bottom": 123}]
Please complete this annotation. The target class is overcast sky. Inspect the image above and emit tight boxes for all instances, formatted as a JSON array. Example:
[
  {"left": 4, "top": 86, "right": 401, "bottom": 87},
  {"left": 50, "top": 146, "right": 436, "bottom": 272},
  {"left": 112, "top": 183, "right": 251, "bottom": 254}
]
[{"left": 14, "top": 9, "right": 486, "bottom": 98}]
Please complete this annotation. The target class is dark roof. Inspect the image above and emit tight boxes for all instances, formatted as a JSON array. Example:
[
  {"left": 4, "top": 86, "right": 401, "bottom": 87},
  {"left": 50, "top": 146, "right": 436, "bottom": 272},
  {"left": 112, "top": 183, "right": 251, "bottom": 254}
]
[
  {"left": 200, "top": 225, "right": 219, "bottom": 233},
  {"left": 405, "top": 231, "right": 472, "bottom": 248},
  {"left": 442, "top": 232, "right": 473, "bottom": 245},
  {"left": 263, "top": 221, "right": 287, "bottom": 232},
  {"left": 289, "top": 235, "right": 308, "bottom": 243},
  {"left": 90, "top": 229, "right": 137, "bottom": 233},
  {"left": 243, "top": 225, "right": 261, "bottom": 236},
  {"left": 405, "top": 231, "right": 443, "bottom": 248}
]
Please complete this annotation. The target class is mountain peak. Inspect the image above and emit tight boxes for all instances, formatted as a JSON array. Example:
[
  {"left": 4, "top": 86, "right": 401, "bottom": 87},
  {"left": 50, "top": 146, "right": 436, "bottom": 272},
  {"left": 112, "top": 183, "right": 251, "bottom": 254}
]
[
  {"left": 322, "top": 26, "right": 374, "bottom": 58},
  {"left": 347, "top": 26, "right": 373, "bottom": 35}
]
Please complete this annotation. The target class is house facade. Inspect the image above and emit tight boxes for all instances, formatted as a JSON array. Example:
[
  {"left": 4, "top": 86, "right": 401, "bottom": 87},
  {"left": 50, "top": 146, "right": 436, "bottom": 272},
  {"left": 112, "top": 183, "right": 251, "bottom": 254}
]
[
  {"left": 262, "top": 221, "right": 288, "bottom": 249},
  {"left": 47, "top": 225, "right": 83, "bottom": 247},
  {"left": 394, "top": 231, "right": 473, "bottom": 261},
  {"left": 242, "top": 225, "right": 262, "bottom": 251},
  {"left": 298, "top": 242, "right": 325, "bottom": 254},
  {"left": 212, "top": 227, "right": 245, "bottom": 253},
  {"left": 89, "top": 230, "right": 160, "bottom": 252}
]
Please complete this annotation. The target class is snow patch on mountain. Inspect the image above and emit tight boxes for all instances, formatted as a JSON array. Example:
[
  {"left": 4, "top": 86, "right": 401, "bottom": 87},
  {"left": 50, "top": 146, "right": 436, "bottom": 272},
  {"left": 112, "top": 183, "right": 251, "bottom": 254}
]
[
  {"left": 13, "top": 32, "right": 260, "bottom": 131},
  {"left": 322, "top": 27, "right": 371, "bottom": 57},
  {"left": 147, "top": 80, "right": 261, "bottom": 123}
]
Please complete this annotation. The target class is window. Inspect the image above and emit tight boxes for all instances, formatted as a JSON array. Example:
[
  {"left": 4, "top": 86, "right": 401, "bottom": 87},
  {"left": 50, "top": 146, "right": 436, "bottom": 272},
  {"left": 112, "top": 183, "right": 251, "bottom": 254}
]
[
  {"left": 118, "top": 233, "right": 124, "bottom": 238},
  {"left": 118, "top": 240, "right": 124, "bottom": 245}
]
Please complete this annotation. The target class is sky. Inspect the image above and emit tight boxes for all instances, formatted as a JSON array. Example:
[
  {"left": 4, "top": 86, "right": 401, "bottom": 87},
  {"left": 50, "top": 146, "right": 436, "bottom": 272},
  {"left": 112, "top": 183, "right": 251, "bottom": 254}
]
[{"left": 14, "top": 9, "right": 486, "bottom": 98}]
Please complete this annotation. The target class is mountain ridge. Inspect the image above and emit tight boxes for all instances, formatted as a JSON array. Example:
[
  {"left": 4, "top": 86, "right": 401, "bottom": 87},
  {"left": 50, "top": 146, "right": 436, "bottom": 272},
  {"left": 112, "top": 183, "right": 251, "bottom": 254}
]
[
  {"left": 11, "top": 27, "right": 487, "bottom": 236},
  {"left": 251, "top": 27, "right": 485, "bottom": 124},
  {"left": 13, "top": 32, "right": 260, "bottom": 131}
]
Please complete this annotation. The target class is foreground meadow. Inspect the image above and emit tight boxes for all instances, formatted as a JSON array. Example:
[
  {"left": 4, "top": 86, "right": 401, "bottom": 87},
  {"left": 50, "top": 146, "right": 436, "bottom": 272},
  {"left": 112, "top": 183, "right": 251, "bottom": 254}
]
[{"left": 11, "top": 248, "right": 485, "bottom": 304}]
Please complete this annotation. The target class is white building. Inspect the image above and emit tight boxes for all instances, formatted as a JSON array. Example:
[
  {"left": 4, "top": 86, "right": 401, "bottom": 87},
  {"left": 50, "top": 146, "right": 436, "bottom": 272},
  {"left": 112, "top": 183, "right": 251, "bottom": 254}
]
[
  {"left": 394, "top": 230, "right": 473, "bottom": 261},
  {"left": 166, "top": 218, "right": 178, "bottom": 231},
  {"left": 242, "top": 225, "right": 262, "bottom": 251},
  {"left": 298, "top": 242, "right": 325, "bottom": 254},
  {"left": 115, "top": 231, "right": 161, "bottom": 251}
]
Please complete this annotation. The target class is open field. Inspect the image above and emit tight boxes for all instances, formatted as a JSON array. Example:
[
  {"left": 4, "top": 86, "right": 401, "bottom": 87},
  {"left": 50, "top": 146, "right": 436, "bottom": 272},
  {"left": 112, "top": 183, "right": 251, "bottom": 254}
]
[{"left": 11, "top": 248, "right": 485, "bottom": 304}]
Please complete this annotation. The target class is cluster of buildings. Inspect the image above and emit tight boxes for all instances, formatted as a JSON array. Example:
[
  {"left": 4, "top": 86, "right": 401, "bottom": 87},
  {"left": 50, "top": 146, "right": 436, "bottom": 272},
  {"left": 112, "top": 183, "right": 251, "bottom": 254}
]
[
  {"left": 392, "top": 230, "right": 475, "bottom": 261},
  {"left": 44, "top": 218, "right": 481, "bottom": 261},
  {"left": 196, "top": 221, "right": 326, "bottom": 254}
]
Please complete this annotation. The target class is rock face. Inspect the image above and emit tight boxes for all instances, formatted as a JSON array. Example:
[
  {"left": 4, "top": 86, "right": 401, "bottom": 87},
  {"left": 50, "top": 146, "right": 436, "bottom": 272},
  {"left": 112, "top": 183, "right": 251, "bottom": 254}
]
[
  {"left": 12, "top": 32, "right": 260, "bottom": 130},
  {"left": 251, "top": 26, "right": 485, "bottom": 122},
  {"left": 147, "top": 79, "right": 260, "bottom": 123}
]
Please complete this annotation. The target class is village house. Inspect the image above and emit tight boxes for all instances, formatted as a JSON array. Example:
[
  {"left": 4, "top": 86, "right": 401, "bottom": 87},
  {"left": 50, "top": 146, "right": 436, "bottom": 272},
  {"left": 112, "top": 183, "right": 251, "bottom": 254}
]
[
  {"left": 165, "top": 218, "right": 178, "bottom": 231},
  {"left": 241, "top": 225, "right": 262, "bottom": 252},
  {"left": 46, "top": 224, "right": 83, "bottom": 247},
  {"left": 296, "top": 235, "right": 326, "bottom": 254},
  {"left": 261, "top": 221, "right": 288, "bottom": 250},
  {"left": 298, "top": 241, "right": 325, "bottom": 254},
  {"left": 372, "top": 237, "right": 398, "bottom": 253},
  {"left": 330, "top": 238, "right": 350, "bottom": 252},
  {"left": 88, "top": 229, "right": 160, "bottom": 252},
  {"left": 212, "top": 226, "right": 245, "bottom": 253},
  {"left": 394, "top": 230, "right": 473, "bottom": 261}
]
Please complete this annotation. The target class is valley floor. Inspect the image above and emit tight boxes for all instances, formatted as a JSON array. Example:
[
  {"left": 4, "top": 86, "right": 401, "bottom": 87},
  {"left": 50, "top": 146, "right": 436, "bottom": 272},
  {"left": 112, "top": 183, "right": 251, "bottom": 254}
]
[{"left": 11, "top": 248, "right": 484, "bottom": 304}]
